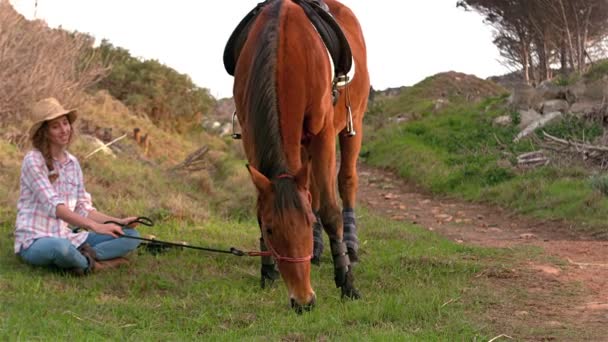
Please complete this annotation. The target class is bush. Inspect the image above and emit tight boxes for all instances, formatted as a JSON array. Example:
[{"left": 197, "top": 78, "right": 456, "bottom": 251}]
[
  {"left": 590, "top": 174, "right": 608, "bottom": 196},
  {"left": 585, "top": 60, "right": 608, "bottom": 82},
  {"left": 0, "top": 2, "right": 107, "bottom": 131}
]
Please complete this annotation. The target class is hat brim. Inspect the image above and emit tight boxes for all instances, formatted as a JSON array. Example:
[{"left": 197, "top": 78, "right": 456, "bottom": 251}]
[{"left": 29, "top": 109, "right": 78, "bottom": 139}]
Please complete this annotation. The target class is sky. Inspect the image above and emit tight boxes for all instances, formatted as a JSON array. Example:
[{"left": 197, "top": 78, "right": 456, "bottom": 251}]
[{"left": 10, "top": 0, "right": 510, "bottom": 99}]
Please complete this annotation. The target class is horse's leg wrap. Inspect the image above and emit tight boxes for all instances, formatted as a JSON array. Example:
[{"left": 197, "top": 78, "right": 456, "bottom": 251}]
[
  {"left": 330, "top": 239, "right": 361, "bottom": 299},
  {"left": 343, "top": 208, "right": 359, "bottom": 263},
  {"left": 312, "top": 212, "right": 324, "bottom": 265},
  {"left": 260, "top": 238, "right": 279, "bottom": 289},
  {"left": 330, "top": 239, "right": 350, "bottom": 287}
]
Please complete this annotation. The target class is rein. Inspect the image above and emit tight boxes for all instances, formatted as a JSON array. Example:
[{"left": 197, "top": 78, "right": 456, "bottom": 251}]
[{"left": 104, "top": 217, "right": 310, "bottom": 263}]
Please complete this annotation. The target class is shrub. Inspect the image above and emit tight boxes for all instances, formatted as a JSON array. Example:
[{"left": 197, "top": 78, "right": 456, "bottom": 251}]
[
  {"left": 0, "top": 2, "right": 107, "bottom": 130},
  {"left": 590, "top": 174, "right": 608, "bottom": 196}
]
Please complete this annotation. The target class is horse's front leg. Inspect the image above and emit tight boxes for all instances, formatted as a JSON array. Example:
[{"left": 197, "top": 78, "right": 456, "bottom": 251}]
[
  {"left": 310, "top": 127, "right": 360, "bottom": 299},
  {"left": 259, "top": 237, "right": 280, "bottom": 288}
]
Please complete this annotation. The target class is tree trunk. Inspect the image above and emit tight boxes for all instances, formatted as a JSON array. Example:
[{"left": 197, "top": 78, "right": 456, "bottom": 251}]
[{"left": 560, "top": 36, "right": 568, "bottom": 76}]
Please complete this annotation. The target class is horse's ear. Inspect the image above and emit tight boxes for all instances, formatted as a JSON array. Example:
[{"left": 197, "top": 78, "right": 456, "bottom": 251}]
[
  {"left": 295, "top": 159, "right": 311, "bottom": 190},
  {"left": 246, "top": 164, "right": 272, "bottom": 194}
]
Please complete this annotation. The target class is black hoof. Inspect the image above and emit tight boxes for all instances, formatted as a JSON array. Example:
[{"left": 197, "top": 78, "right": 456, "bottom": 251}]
[
  {"left": 311, "top": 255, "right": 321, "bottom": 265},
  {"left": 341, "top": 286, "right": 361, "bottom": 300},
  {"left": 260, "top": 265, "right": 280, "bottom": 289}
]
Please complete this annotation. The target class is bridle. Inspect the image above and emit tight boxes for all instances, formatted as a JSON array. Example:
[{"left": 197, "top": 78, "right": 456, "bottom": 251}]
[
  {"left": 259, "top": 233, "right": 313, "bottom": 264},
  {"left": 254, "top": 173, "right": 314, "bottom": 264}
]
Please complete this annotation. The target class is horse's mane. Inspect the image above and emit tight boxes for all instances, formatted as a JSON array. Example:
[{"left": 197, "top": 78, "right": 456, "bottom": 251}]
[{"left": 248, "top": 0, "right": 303, "bottom": 213}]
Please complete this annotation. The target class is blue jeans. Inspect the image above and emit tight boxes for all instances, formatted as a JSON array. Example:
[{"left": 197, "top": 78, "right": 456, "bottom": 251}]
[{"left": 19, "top": 228, "right": 141, "bottom": 271}]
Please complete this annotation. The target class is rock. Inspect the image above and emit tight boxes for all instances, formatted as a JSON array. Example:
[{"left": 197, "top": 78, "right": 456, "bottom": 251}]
[
  {"left": 567, "top": 81, "right": 586, "bottom": 100},
  {"left": 509, "top": 83, "right": 542, "bottom": 110},
  {"left": 493, "top": 115, "right": 512, "bottom": 126},
  {"left": 514, "top": 111, "right": 563, "bottom": 142},
  {"left": 584, "top": 79, "right": 608, "bottom": 101},
  {"left": 541, "top": 99, "right": 570, "bottom": 114},
  {"left": 537, "top": 80, "right": 563, "bottom": 100},
  {"left": 569, "top": 101, "right": 603, "bottom": 117},
  {"left": 518, "top": 109, "right": 542, "bottom": 129}
]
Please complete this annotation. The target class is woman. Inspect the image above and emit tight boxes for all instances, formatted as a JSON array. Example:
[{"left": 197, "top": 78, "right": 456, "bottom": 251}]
[{"left": 14, "top": 97, "right": 141, "bottom": 275}]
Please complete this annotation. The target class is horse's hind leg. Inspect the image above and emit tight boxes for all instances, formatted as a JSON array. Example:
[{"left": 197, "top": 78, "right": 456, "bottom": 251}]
[{"left": 338, "top": 118, "right": 364, "bottom": 263}]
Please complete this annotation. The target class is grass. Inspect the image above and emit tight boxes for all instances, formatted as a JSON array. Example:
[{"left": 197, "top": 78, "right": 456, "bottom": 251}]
[
  {"left": 364, "top": 89, "right": 608, "bottom": 236},
  {"left": 0, "top": 98, "right": 505, "bottom": 339},
  {"left": 0, "top": 211, "right": 499, "bottom": 340}
]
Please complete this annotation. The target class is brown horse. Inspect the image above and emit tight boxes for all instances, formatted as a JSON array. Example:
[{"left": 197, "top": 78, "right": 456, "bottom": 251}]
[{"left": 224, "top": 0, "right": 369, "bottom": 312}]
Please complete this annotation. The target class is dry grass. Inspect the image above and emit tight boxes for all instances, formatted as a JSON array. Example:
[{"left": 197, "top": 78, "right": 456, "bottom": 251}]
[{"left": 0, "top": 1, "right": 107, "bottom": 140}]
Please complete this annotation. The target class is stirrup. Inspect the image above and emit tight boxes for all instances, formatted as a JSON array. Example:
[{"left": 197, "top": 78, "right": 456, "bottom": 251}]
[
  {"left": 231, "top": 110, "right": 241, "bottom": 139},
  {"left": 346, "top": 105, "right": 355, "bottom": 137}
]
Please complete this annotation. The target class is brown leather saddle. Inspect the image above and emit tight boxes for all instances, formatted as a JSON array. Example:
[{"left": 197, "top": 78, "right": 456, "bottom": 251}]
[{"left": 223, "top": 0, "right": 353, "bottom": 84}]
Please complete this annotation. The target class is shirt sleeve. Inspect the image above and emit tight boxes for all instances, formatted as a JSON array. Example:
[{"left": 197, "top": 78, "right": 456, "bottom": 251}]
[
  {"left": 21, "top": 153, "right": 64, "bottom": 218},
  {"left": 73, "top": 159, "right": 96, "bottom": 217}
]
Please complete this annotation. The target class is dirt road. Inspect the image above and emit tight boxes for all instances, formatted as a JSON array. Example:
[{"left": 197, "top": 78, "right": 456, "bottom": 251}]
[{"left": 358, "top": 163, "right": 608, "bottom": 339}]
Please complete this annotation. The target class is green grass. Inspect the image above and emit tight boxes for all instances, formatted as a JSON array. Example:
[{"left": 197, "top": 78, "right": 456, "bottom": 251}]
[
  {"left": 0, "top": 123, "right": 504, "bottom": 340},
  {"left": 364, "top": 92, "right": 608, "bottom": 235},
  {"left": 1, "top": 211, "right": 498, "bottom": 340},
  {"left": 584, "top": 59, "right": 608, "bottom": 81}
]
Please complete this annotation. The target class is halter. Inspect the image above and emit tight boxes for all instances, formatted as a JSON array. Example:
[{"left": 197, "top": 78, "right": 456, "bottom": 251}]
[
  {"left": 250, "top": 173, "right": 313, "bottom": 264},
  {"left": 260, "top": 234, "right": 313, "bottom": 264},
  {"left": 276, "top": 173, "right": 294, "bottom": 180}
]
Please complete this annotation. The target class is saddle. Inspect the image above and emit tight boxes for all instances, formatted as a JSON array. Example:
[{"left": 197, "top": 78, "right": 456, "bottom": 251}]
[{"left": 223, "top": 0, "right": 353, "bottom": 88}]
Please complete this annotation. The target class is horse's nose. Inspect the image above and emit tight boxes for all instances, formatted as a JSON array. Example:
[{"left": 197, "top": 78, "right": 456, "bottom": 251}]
[{"left": 290, "top": 294, "right": 316, "bottom": 314}]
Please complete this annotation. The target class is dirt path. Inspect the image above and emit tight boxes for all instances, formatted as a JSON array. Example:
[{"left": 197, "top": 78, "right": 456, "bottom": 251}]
[{"left": 358, "top": 164, "right": 608, "bottom": 339}]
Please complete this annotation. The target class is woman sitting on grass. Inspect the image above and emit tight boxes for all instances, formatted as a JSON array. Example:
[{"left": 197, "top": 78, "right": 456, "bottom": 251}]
[{"left": 14, "top": 97, "right": 141, "bottom": 275}]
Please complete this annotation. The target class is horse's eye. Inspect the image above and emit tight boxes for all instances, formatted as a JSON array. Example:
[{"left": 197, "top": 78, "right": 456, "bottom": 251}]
[{"left": 266, "top": 228, "right": 273, "bottom": 235}]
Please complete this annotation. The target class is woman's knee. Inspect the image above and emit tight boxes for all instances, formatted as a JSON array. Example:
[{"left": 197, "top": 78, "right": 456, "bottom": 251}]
[
  {"left": 121, "top": 228, "right": 141, "bottom": 249},
  {"left": 20, "top": 238, "right": 73, "bottom": 265},
  {"left": 122, "top": 228, "right": 140, "bottom": 238}
]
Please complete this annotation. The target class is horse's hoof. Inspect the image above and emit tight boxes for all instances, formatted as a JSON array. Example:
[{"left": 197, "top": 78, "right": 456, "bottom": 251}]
[
  {"left": 347, "top": 248, "right": 359, "bottom": 264},
  {"left": 341, "top": 286, "right": 361, "bottom": 300},
  {"left": 260, "top": 265, "right": 280, "bottom": 289}
]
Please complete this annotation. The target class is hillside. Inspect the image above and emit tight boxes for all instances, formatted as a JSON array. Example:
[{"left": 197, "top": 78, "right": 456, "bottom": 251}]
[{"left": 364, "top": 64, "right": 608, "bottom": 236}]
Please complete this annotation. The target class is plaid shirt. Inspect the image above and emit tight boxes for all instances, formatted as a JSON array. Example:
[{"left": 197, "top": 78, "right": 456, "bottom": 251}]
[{"left": 14, "top": 150, "right": 95, "bottom": 253}]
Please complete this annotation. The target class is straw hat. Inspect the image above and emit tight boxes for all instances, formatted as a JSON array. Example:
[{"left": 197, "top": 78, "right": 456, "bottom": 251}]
[{"left": 29, "top": 97, "right": 78, "bottom": 138}]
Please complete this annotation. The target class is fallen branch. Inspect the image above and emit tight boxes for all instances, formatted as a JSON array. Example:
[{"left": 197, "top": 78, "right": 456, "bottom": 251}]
[
  {"left": 83, "top": 134, "right": 127, "bottom": 160},
  {"left": 171, "top": 146, "right": 209, "bottom": 172},
  {"left": 488, "top": 334, "right": 513, "bottom": 342},
  {"left": 517, "top": 150, "right": 549, "bottom": 168},
  {"left": 543, "top": 131, "right": 608, "bottom": 153},
  {"left": 440, "top": 297, "right": 459, "bottom": 308},
  {"left": 567, "top": 258, "right": 608, "bottom": 268}
]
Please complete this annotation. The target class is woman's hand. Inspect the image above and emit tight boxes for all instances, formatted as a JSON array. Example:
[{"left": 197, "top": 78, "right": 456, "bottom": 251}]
[
  {"left": 92, "top": 222, "right": 124, "bottom": 238},
  {"left": 120, "top": 216, "right": 139, "bottom": 227}
]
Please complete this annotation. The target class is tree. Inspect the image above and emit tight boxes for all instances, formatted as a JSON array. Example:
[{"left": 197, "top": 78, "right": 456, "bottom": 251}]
[{"left": 458, "top": 0, "right": 608, "bottom": 84}]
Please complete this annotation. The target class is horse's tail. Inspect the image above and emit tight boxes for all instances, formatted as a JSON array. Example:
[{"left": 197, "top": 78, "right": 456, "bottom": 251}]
[{"left": 246, "top": 0, "right": 285, "bottom": 178}]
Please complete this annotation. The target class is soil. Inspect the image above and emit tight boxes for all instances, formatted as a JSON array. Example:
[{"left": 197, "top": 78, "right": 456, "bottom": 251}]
[{"left": 358, "top": 163, "right": 608, "bottom": 340}]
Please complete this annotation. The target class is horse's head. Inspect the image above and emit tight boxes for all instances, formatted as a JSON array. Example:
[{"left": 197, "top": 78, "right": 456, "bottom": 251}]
[{"left": 247, "top": 162, "right": 316, "bottom": 312}]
